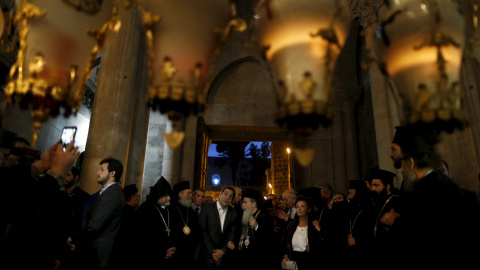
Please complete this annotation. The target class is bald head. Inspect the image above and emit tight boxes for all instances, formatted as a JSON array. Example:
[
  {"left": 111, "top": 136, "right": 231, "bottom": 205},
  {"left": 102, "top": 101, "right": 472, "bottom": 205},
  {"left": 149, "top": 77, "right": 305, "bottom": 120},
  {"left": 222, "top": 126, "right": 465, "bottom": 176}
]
[{"left": 282, "top": 188, "right": 297, "bottom": 209}]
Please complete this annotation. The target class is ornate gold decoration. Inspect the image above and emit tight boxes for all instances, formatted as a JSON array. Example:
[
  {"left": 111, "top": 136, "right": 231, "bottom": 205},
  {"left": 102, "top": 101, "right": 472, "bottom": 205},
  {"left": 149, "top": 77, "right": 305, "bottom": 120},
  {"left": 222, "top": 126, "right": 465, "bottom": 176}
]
[
  {"left": 62, "top": 0, "right": 103, "bottom": 15},
  {"left": 371, "top": 0, "right": 467, "bottom": 133},
  {"left": 257, "top": 0, "right": 351, "bottom": 138},
  {"left": 216, "top": 1, "right": 247, "bottom": 43},
  {"left": 164, "top": 131, "right": 185, "bottom": 149},
  {"left": 408, "top": 1, "right": 465, "bottom": 126},
  {"left": 5, "top": 0, "right": 120, "bottom": 147},
  {"left": 294, "top": 148, "right": 315, "bottom": 167}
]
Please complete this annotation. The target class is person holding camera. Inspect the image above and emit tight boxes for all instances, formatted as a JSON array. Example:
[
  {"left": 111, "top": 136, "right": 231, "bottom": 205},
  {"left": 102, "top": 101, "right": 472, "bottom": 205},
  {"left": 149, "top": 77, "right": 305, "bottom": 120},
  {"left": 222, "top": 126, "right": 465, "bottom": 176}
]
[{"left": 1, "top": 138, "right": 80, "bottom": 270}]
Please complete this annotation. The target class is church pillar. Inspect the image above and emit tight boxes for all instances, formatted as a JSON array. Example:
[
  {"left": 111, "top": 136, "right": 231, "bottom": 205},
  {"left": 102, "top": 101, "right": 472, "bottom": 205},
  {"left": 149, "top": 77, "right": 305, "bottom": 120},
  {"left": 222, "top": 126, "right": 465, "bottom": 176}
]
[
  {"left": 80, "top": 6, "right": 144, "bottom": 194},
  {"left": 341, "top": 87, "right": 362, "bottom": 181},
  {"left": 331, "top": 93, "right": 347, "bottom": 193},
  {"left": 124, "top": 31, "right": 150, "bottom": 191},
  {"left": 352, "top": 2, "right": 399, "bottom": 179}
]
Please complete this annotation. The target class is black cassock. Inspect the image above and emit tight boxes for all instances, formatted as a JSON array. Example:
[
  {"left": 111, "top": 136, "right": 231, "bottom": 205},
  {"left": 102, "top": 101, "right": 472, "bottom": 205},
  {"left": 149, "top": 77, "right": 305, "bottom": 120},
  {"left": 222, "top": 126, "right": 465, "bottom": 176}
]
[
  {"left": 170, "top": 201, "right": 200, "bottom": 268},
  {"left": 135, "top": 201, "right": 177, "bottom": 269}
]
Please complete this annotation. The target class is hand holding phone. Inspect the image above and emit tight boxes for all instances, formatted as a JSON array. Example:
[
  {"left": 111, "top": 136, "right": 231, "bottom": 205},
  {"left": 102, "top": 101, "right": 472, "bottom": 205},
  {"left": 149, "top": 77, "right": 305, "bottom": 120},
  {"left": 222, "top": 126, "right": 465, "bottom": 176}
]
[{"left": 60, "top": 126, "right": 77, "bottom": 150}]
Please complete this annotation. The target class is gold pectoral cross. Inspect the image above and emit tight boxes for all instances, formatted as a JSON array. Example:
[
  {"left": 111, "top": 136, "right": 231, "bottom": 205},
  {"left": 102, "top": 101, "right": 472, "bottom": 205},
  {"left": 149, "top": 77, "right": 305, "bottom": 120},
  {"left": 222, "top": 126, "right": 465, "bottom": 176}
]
[{"left": 166, "top": 228, "right": 171, "bottom": 236}]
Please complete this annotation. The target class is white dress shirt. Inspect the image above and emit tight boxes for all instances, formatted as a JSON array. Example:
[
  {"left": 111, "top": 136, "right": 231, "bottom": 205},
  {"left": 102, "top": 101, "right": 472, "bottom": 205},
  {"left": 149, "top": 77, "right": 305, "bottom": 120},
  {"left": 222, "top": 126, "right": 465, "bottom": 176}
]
[
  {"left": 99, "top": 182, "right": 117, "bottom": 195},
  {"left": 216, "top": 200, "right": 228, "bottom": 233}
]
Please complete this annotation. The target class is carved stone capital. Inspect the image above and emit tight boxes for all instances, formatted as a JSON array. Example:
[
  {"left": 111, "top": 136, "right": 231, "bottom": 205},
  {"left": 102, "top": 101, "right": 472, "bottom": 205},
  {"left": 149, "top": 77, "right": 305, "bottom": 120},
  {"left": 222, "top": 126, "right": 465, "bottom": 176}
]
[{"left": 350, "top": 0, "right": 386, "bottom": 29}]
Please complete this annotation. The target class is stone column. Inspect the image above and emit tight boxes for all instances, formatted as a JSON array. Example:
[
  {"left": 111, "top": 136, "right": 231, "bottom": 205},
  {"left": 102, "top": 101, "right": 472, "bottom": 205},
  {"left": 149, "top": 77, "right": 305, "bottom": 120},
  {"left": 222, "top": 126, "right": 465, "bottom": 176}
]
[
  {"left": 352, "top": 2, "right": 399, "bottom": 177},
  {"left": 124, "top": 32, "right": 150, "bottom": 191},
  {"left": 80, "top": 6, "right": 144, "bottom": 194},
  {"left": 341, "top": 88, "right": 362, "bottom": 181},
  {"left": 331, "top": 96, "right": 347, "bottom": 193}
]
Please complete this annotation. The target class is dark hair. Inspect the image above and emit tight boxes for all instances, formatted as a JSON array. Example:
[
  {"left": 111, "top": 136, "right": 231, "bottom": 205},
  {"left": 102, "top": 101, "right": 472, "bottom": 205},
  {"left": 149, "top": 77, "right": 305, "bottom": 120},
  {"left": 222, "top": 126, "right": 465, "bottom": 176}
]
[
  {"left": 100, "top": 157, "right": 123, "bottom": 182},
  {"left": 295, "top": 195, "right": 313, "bottom": 211},
  {"left": 193, "top": 188, "right": 205, "bottom": 196},
  {"left": 71, "top": 167, "right": 81, "bottom": 178},
  {"left": 221, "top": 186, "right": 236, "bottom": 198}
]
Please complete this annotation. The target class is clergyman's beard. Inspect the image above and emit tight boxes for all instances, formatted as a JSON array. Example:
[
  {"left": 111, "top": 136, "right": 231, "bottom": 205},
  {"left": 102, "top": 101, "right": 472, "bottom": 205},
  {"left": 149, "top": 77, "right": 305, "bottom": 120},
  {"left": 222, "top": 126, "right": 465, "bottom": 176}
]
[
  {"left": 402, "top": 168, "right": 417, "bottom": 192},
  {"left": 160, "top": 201, "right": 170, "bottom": 207},
  {"left": 372, "top": 189, "right": 388, "bottom": 205},
  {"left": 242, "top": 208, "right": 253, "bottom": 226},
  {"left": 393, "top": 158, "right": 402, "bottom": 169},
  {"left": 179, "top": 197, "right": 192, "bottom": 208}
]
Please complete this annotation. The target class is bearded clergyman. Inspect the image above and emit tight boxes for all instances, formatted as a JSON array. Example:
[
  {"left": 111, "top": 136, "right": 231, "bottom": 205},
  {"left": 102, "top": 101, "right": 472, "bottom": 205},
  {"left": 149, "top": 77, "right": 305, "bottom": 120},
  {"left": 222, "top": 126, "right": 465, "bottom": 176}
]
[
  {"left": 233, "top": 187, "right": 276, "bottom": 270},
  {"left": 171, "top": 180, "right": 200, "bottom": 268}
]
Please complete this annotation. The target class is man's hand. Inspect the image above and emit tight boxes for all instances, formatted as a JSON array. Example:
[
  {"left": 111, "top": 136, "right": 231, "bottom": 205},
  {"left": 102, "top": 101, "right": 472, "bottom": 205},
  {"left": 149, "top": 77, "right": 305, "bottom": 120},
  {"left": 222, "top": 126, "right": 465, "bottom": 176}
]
[
  {"left": 165, "top": 247, "right": 176, "bottom": 259},
  {"left": 212, "top": 249, "right": 225, "bottom": 262},
  {"left": 227, "top": 241, "right": 235, "bottom": 250},
  {"left": 67, "top": 237, "right": 76, "bottom": 251},
  {"left": 347, "top": 234, "right": 356, "bottom": 246},
  {"left": 31, "top": 142, "right": 59, "bottom": 177},
  {"left": 50, "top": 140, "right": 80, "bottom": 177},
  {"left": 380, "top": 208, "right": 400, "bottom": 226},
  {"left": 249, "top": 216, "right": 258, "bottom": 228},
  {"left": 312, "top": 220, "right": 321, "bottom": 231},
  {"left": 275, "top": 209, "right": 288, "bottom": 221},
  {"left": 282, "top": 254, "right": 289, "bottom": 269}
]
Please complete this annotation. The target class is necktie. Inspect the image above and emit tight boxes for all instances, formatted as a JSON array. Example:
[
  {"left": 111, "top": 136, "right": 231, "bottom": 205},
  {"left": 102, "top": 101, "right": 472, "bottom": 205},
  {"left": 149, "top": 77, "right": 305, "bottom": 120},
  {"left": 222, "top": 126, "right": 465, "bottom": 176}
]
[{"left": 195, "top": 207, "right": 200, "bottom": 215}]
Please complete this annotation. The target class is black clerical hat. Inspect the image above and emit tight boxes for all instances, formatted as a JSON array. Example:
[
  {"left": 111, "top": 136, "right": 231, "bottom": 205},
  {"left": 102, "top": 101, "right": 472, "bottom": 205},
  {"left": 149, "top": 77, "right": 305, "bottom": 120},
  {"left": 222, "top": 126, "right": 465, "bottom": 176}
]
[
  {"left": 367, "top": 169, "right": 396, "bottom": 186},
  {"left": 123, "top": 184, "right": 138, "bottom": 199},
  {"left": 147, "top": 176, "right": 171, "bottom": 203},
  {"left": 243, "top": 188, "right": 264, "bottom": 205},
  {"left": 349, "top": 180, "right": 364, "bottom": 190},
  {"left": 392, "top": 126, "right": 416, "bottom": 150},
  {"left": 172, "top": 180, "right": 190, "bottom": 197},
  {"left": 404, "top": 134, "right": 434, "bottom": 157}
]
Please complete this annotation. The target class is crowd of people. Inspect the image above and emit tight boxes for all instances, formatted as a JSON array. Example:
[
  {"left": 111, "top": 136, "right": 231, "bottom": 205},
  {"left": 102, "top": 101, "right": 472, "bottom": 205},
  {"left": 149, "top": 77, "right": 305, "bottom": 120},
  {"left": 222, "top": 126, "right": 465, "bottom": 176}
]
[{"left": 1, "top": 126, "right": 480, "bottom": 270}]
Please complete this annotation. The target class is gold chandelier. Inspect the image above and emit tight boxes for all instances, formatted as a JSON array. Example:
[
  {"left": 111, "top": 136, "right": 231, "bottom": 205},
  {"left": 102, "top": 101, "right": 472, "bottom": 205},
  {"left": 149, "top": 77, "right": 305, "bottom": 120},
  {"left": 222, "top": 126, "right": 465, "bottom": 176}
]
[
  {"left": 370, "top": 0, "right": 467, "bottom": 134},
  {"left": 4, "top": 0, "right": 120, "bottom": 147},
  {"left": 254, "top": 0, "right": 351, "bottom": 166},
  {"left": 138, "top": 0, "right": 246, "bottom": 149},
  {"left": 254, "top": 0, "right": 352, "bottom": 137}
]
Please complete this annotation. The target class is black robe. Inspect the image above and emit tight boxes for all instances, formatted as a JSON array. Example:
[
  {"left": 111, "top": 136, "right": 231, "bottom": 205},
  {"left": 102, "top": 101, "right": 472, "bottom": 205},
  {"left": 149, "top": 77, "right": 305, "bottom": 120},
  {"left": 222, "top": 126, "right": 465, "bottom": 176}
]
[
  {"left": 395, "top": 171, "right": 477, "bottom": 267},
  {"left": 170, "top": 201, "right": 200, "bottom": 268},
  {"left": 135, "top": 201, "right": 177, "bottom": 269}
]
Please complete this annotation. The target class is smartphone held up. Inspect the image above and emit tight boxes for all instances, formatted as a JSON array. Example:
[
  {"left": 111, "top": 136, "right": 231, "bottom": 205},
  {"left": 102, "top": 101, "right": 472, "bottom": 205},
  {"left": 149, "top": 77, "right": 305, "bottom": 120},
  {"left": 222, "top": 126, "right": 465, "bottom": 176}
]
[{"left": 60, "top": 126, "right": 77, "bottom": 150}]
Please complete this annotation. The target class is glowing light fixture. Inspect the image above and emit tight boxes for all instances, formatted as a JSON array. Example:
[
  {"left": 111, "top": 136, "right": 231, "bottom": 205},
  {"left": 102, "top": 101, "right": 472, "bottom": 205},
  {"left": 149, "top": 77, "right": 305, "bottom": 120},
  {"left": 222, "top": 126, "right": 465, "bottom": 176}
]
[
  {"left": 254, "top": 0, "right": 352, "bottom": 137},
  {"left": 139, "top": 0, "right": 246, "bottom": 149},
  {"left": 5, "top": 0, "right": 120, "bottom": 147},
  {"left": 371, "top": 0, "right": 467, "bottom": 134}
]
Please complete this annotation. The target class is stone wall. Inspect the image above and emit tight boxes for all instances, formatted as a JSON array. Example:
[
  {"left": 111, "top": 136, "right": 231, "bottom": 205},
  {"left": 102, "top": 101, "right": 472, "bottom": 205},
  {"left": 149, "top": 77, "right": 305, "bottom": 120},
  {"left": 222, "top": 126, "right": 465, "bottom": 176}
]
[{"left": 271, "top": 141, "right": 290, "bottom": 196}]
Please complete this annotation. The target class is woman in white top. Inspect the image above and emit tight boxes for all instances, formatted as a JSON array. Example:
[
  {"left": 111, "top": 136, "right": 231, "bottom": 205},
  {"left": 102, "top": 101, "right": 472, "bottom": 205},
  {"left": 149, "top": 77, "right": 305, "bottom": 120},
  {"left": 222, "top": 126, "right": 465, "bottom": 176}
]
[{"left": 281, "top": 195, "right": 322, "bottom": 270}]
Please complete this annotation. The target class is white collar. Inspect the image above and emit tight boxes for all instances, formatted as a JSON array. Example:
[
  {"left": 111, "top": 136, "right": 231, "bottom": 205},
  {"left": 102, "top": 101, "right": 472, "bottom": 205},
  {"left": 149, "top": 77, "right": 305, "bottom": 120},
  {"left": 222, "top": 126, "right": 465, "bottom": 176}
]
[{"left": 100, "top": 182, "right": 116, "bottom": 195}]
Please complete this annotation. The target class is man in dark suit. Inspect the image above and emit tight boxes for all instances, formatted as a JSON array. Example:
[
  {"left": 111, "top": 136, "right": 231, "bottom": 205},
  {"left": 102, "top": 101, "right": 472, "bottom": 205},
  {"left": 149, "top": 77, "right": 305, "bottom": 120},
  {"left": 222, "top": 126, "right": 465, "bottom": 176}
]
[
  {"left": 67, "top": 157, "right": 125, "bottom": 270},
  {"left": 199, "top": 186, "right": 238, "bottom": 270}
]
